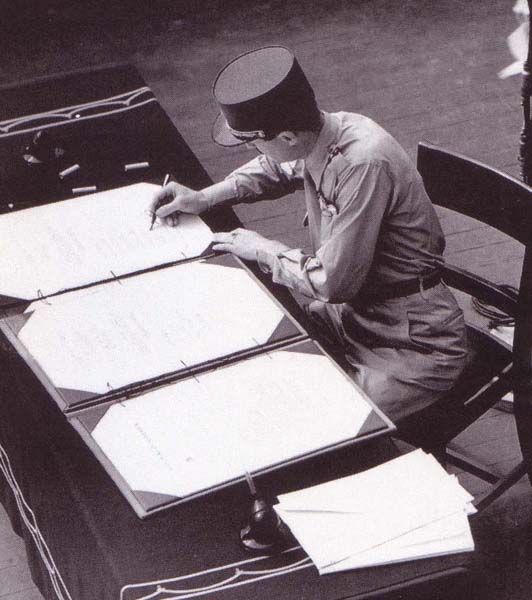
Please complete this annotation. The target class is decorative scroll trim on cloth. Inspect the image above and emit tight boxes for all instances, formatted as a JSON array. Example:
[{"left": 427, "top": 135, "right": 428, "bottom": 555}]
[
  {"left": 0, "top": 86, "right": 156, "bottom": 138},
  {"left": 120, "top": 547, "right": 312, "bottom": 600},
  {"left": 0, "top": 443, "right": 72, "bottom": 600}
]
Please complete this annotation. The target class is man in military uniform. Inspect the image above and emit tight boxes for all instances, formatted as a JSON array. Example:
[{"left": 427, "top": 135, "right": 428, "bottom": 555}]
[{"left": 150, "top": 46, "right": 467, "bottom": 423}]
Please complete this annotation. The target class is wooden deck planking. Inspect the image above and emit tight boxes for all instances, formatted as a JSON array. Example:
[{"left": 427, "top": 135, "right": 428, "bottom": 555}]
[
  {"left": 444, "top": 228, "right": 517, "bottom": 254},
  {"left": 0, "top": 536, "right": 27, "bottom": 573},
  {"left": 0, "top": 560, "right": 38, "bottom": 598},
  {"left": 445, "top": 241, "right": 524, "bottom": 288},
  {"left": 452, "top": 410, "right": 519, "bottom": 451}
]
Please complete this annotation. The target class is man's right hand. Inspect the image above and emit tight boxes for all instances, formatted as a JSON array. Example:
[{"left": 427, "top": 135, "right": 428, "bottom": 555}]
[{"left": 149, "top": 182, "right": 209, "bottom": 227}]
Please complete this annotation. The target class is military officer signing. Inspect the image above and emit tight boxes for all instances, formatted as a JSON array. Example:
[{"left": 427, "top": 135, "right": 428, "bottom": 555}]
[{"left": 150, "top": 46, "right": 468, "bottom": 423}]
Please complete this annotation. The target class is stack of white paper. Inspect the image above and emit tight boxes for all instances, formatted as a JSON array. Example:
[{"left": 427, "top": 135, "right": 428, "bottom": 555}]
[{"left": 275, "top": 450, "right": 475, "bottom": 574}]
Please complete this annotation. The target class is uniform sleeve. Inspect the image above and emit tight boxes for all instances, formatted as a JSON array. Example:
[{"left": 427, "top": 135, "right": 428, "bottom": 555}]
[
  {"left": 258, "top": 161, "right": 393, "bottom": 302},
  {"left": 226, "top": 155, "right": 304, "bottom": 202}
]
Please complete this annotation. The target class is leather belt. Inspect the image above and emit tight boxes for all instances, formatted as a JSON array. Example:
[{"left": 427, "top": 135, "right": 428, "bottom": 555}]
[{"left": 359, "top": 270, "right": 442, "bottom": 303}]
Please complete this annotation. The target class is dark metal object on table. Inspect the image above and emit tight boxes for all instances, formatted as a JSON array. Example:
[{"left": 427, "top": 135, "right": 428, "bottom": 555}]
[
  {"left": 239, "top": 472, "right": 290, "bottom": 554},
  {"left": 22, "top": 130, "right": 65, "bottom": 165},
  {"left": 239, "top": 496, "right": 290, "bottom": 554}
]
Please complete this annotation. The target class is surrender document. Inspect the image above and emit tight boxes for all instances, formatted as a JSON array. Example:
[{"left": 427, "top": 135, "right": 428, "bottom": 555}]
[
  {"left": 12, "top": 258, "right": 294, "bottom": 395},
  {"left": 0, "top": 183, "right": 212, "bottom": 300},
  {"left": 89, "top": 348, "right": 374, "bottom": 498}
]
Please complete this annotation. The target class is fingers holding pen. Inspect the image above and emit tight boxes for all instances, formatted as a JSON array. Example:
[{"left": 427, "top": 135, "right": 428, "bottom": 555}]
[
  {"left": 149, "top": 182, "right": 208, "bottom": 229},
  {"left": 149, "top": 182, "right": 174, "bottom": 214},
  {"left": 157, "top": 198, "right": 182, "bottom": 227},
  {"left": 149, "top": 182, "right": 185, "bottom": 228}
]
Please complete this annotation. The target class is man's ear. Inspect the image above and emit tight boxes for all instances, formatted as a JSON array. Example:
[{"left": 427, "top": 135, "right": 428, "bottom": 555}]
[{"left": 278, "top": 131, "right": 299, "bottom": 146}]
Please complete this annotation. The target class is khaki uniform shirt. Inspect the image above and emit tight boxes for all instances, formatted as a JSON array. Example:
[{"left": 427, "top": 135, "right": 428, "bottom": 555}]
[
  {"left": 222, "top": 111, "right": 467, "bottom": 421},
  {"left": 225, "top": 111, "right": 445, "bottom": 301}
]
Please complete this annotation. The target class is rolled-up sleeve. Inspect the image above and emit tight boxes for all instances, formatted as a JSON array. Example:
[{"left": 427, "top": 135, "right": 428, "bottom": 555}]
[
  {"left": 226, "top": 155, "right": 304, "bottom": 202},
  {"left": 267, "top": 161, "right": 393, "bottom": 302}
]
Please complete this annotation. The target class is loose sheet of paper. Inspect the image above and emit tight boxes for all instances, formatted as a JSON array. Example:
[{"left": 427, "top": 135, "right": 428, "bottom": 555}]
[
  {"left": 0, "top": 183, "right": 212, "bottom": 300},
  {"left": 319, "top": 511, "right": 474, "bottom": 573},
  {"left": 89, "top": 349, "right": 374, "bottom": 498},
  {"left": 15, "top": 260, "right": 290, "bottom": 394},
  {"left": 275, "top": 450, "right": 475, "bottom": 571}
]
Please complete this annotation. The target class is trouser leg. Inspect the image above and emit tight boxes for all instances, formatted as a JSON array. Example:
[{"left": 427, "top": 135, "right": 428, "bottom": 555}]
[{"left": 304, "top": 301, "right": 461, "bottom": 424}]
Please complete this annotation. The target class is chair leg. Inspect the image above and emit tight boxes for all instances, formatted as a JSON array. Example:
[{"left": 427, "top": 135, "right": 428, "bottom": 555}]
[
  {"left": 472, "top": 461, "right": 528, "bottom": 513},
  {"left": 445, "top": 446, "right": 500, "bottom": 484}
]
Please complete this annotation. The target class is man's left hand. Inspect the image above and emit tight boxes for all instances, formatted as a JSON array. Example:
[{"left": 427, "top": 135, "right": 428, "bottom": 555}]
[{"left": 212, "top": 228, "right": 284, "bottom": 262}]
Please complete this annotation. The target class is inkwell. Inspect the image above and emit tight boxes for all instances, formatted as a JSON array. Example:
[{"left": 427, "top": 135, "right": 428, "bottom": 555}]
[{"left": 240, "top": 471, "right": 289, "bottom": 554}]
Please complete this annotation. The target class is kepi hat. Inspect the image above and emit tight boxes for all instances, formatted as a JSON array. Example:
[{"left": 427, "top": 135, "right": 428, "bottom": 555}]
[{"left": 212, "top": 46, "right": 320, "bottom": 147}]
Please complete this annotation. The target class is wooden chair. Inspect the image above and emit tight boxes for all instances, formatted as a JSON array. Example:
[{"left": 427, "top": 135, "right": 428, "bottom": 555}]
[{"left": 394, "top": 142, "right": 532, "bottom": 513}]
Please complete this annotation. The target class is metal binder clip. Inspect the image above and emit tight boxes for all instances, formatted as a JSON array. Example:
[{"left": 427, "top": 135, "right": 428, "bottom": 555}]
[{"left": 36, "top": 289, "right": 51, "bottom": 305}]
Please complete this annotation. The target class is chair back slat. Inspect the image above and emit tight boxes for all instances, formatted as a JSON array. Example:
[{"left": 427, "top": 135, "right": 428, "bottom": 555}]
[
  {"left": 417, "top": 142, "right": 532, "bottom": 387},
  {"left": 440, "top": 264, "right": 518, "bottom": 316},
  {"left": 410, "top": 142, "right": 532, "bottom": 504},
  {"left": 417, "top": 142, "right": 532, "bottom": 246}
]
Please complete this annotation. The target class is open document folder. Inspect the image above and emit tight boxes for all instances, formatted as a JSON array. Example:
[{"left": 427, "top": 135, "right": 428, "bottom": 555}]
[
  {"left": 0, "top": 183, "right": 213, "bottom": 304},
  {"left": 69, "top": 339, "right": 392, "bottom": 517},
  {"left": 1, "top": 254, "right": 304, "bottom": 409},
  {"left": 275, "top": 450, "right": 475, "bottom": 574}
]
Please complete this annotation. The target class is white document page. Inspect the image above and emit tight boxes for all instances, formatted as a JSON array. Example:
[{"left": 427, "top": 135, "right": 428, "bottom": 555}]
[
  {"left": 16, "top": 260, "right": 288, "bottom": 394},
  {"left": 277, "top": 450, "right": 473, "bottom": 512},
  {"left": 319, "top": 511, "right": 474, "bottom": 573},
  {"left": 90, "top": 349, "right": 374, "bottom": 498},
  {"left": 0, "top": 183, "right": 212, "bottom": 300},
  {"left": 275, "top": 450, "right": 475, "bottom": 568}
]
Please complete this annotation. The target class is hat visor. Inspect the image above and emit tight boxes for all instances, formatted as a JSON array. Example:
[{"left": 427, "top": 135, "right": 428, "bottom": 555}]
[{"left": 211, "top": 113, "right": 247, "bottom": 147}]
